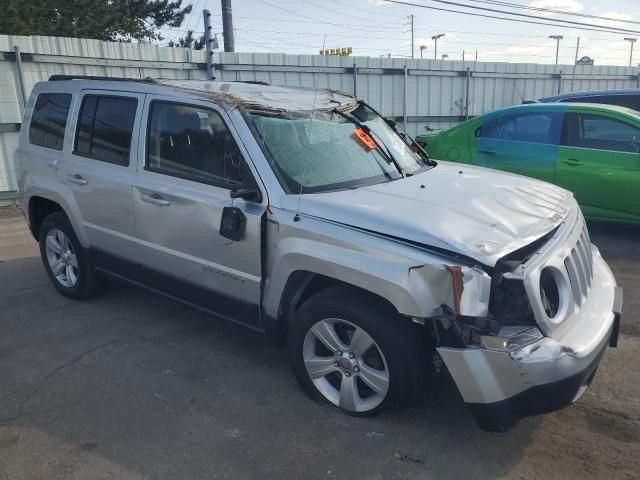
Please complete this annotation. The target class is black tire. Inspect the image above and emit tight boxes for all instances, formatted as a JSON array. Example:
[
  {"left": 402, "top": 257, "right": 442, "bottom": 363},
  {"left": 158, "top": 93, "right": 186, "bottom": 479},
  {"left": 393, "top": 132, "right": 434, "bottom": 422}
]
[
  {"left": 288, "top": 286, "right": 431, "bottom": 416},
  {"left": 38, "top": 211, "right": 100, "bottom": 300}
]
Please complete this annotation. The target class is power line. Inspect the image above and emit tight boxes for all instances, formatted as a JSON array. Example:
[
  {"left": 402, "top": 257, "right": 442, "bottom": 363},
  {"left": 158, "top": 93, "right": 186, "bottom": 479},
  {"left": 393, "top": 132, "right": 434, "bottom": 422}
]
[
  {"left": 466, "top": 0, "right": 640, "bottom": 27},
  {"left": 427, "top": 0, "right": 640, "bottom": 35},
  {"left": 383, "top": 0, "right": 640, "bottom": 36},
  {"left": 325, "top": 0, "right": 406, "bottom": 18},
  {"left": 255, "top": 0, "right": 407, "bottom": 31}
]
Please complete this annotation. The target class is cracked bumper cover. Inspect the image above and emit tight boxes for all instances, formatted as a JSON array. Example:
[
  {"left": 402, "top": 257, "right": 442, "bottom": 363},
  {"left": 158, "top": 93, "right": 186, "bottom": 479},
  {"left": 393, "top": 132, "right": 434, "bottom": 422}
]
[{"left": 437, "top": 251, "right": 621, "bottom": 432}]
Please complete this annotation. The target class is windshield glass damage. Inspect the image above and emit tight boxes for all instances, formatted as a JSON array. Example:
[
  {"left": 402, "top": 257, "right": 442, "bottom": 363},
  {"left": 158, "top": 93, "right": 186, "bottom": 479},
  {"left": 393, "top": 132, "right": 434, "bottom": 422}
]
[{"left": 248, "top": 102, "right": 430, "bottom": 193}]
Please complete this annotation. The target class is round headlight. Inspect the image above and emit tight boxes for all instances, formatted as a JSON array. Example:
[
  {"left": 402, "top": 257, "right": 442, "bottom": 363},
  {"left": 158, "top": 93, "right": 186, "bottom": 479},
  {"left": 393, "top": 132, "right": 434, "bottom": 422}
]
[{"left": 539, "top": 267, "right": 561, "bottom": 319}]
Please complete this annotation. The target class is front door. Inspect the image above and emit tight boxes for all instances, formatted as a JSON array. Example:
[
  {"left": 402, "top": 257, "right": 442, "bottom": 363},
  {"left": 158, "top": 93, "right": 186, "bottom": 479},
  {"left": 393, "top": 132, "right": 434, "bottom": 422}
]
[
  {"left": 132, "top": 97, "right": 266, "bottom": 326},
  {"left": 474, "top": 110, "right": 563, "bottom": 183},
  {"left": 557, "top": 111, "right": 640, "bottom": 222}
]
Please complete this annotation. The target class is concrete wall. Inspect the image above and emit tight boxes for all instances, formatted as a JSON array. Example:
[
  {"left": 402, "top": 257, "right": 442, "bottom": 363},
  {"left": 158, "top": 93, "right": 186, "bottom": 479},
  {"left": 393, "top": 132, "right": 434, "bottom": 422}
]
[{"left": 1, "top": 34, "right": 639, "bottom": 196}]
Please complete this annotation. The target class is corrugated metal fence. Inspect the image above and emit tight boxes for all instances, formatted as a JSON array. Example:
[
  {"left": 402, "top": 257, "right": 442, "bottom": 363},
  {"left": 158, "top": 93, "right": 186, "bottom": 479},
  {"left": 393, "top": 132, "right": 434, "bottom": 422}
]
[{"left": 1, "top": 34, "right": 639, "bottom": 198}]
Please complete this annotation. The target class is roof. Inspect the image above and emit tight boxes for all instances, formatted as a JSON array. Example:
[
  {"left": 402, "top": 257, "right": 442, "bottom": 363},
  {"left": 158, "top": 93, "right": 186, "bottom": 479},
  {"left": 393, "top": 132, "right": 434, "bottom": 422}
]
[
  {"left": 45, "top": 76, "right": 357, "bottom": 112},
  {"left": 485, "top": 101, "right": 640, "bottom": 118},
  {"left": 540, "top": 88, "right": 640, "bottom": 102},
  {"left": 156, "top": 80, "right": 357, "bottom": 112}
]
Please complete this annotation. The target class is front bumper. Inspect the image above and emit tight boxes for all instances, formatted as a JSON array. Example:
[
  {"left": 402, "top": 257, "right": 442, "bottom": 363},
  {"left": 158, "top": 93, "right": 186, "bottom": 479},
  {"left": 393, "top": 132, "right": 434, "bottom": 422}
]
[{"left": 437, "top": 251, "right": 621, "bottom": 432}]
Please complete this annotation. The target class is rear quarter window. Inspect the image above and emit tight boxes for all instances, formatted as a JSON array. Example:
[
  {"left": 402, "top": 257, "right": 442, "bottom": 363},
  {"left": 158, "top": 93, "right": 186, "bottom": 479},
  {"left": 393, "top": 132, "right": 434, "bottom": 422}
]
[{"left": 29, "top": 93, "right": 72, "bottom": 150}]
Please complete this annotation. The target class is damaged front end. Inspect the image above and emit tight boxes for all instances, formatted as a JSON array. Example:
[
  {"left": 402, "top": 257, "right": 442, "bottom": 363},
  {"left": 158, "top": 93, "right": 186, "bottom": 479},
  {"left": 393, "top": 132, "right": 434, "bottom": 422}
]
[{"left": 423, "top": 211, "right": 620, "bottom": 431}]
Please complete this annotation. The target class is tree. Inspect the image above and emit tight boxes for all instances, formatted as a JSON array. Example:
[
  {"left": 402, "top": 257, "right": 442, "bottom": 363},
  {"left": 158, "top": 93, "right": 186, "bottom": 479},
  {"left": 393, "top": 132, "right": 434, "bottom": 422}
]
[
  {"left": 1, "top": 0, "right": 193, "bottom": 43},
  {"left": 168, "top": 30, "right": 205, "bottom": 50}
]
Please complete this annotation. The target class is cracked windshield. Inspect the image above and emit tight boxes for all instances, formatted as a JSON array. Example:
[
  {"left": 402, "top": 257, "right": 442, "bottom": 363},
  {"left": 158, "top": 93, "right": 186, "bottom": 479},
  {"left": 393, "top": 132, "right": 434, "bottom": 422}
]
[{"left": 250, "top": 103, "right": 429, "bottom": 192}]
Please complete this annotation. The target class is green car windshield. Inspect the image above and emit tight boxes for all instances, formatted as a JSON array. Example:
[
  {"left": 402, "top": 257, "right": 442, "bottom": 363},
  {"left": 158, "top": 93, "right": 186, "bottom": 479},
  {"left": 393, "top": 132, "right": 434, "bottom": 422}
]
[{"left": 249, "top": 103, "right": 429, "bottom": 193}]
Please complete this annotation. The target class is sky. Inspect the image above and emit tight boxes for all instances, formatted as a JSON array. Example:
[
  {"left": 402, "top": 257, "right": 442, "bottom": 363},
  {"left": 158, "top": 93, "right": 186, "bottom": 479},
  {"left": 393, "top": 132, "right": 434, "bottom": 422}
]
[{"left": 162, "top": 0, "right": 640, "bottom": 66}]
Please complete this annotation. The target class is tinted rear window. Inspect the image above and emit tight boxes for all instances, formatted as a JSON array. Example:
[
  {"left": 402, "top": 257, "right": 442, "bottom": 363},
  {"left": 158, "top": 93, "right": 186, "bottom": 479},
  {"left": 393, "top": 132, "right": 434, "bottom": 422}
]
[
  {"left": 74, "top": 95, "right": 137, "bottom": 166},
  {"left": 29, "top": 93, "right": 72, "bottom": 150}
]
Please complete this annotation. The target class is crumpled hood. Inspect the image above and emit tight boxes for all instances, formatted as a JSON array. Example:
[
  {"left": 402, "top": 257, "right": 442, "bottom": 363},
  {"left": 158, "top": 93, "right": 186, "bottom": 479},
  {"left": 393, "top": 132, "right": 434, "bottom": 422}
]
[{"left": 283, "top": 162, "right": 575, "bottom": 267}]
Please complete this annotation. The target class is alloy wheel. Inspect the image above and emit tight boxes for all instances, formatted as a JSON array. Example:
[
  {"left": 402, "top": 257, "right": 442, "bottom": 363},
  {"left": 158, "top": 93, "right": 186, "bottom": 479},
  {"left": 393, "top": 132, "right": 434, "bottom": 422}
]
[
  {"left": 302, "top": 318, "right": 390, "bottom": 413},
  {"left": 45, "top": 228, "right": 79, "bottom": 288}
]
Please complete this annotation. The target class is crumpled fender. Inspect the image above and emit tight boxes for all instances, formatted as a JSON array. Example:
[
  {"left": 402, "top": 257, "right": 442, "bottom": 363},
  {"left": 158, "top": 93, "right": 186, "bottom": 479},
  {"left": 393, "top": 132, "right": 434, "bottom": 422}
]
[{"left": 262, "top": 211, "right": 492, "bottom": 319}]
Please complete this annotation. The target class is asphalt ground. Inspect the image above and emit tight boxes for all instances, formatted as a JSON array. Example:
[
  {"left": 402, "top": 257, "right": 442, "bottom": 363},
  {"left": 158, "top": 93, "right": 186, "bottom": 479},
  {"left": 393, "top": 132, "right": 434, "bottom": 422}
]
[{"left": 0, "top": 205, "right": 638, "bottom": 480}]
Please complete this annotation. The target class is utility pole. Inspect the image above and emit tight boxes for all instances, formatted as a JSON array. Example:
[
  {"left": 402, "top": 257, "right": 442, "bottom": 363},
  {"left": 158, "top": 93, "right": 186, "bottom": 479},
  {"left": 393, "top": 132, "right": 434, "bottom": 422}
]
[
  {"left": 221, "top": 0, "right": 235, "bottom": 52},
  {"left": 549, "top": 35, "right": 563, "bottom": 65},
  {"left": 475, "top": 49, "right": 478, "bottom": 62},
  {"left": 625, "top": 38, "right": 637, "bottom": 67},
  {"left": 571, "top": 37, "right": 580, "bottom": 91},
  {"left": 203, "top": 9, "right": 214, "bottom": 80},
  {"left": 409, "top": 15, "right": 415, "bottom": 59},
  {"left": 431, "top": 33, "right": 444, "bottom": 60},
  {"left": 462, "top": 50, "right": 465, "bottom": 61}
]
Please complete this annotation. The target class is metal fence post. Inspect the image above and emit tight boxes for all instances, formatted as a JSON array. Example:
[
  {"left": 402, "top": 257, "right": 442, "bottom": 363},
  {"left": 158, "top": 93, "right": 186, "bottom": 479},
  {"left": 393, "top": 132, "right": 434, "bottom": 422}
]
[
  {"left": 558, "top": 70, "right": 563, "bottom": 94},
  {"left": 464, "top": 67, "right": 471, "bottom": 120},
  {"left": 352, "top": 63, "right": 358, "bottom": 97},
  {"left": 403, "top": 64, "right": 408, "bottom": 131},
  {"left": 203, "top": 9, "right": 214, "bottom": 80},
  {"left": 13, "top": 46, "right": 27, "bottom": 111}
]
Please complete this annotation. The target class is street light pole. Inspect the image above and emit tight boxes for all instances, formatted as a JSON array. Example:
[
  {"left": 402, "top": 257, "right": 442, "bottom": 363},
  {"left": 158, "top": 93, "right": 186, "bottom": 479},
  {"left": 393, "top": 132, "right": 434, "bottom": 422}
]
[
  {"left": 625, "top": 38, "right": 637, "bottom": 67},
  {"left": 419, "top": 45, "right": 427, "bottom": 59},
  {"left": 549, "top": 35, "right": 563, "bottom": 65},
  {"left": 409, "top": 14, "right": 415, "bottom": 59},
  {"left": 431, "top": 33, "right": 444, "bottom": 60}
]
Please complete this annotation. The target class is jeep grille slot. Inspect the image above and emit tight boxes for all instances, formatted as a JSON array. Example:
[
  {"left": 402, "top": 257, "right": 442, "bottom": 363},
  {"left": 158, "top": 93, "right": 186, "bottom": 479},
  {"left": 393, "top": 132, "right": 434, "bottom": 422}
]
[{"left": 563, "top": 222, "right": 594, "bottom": 307}]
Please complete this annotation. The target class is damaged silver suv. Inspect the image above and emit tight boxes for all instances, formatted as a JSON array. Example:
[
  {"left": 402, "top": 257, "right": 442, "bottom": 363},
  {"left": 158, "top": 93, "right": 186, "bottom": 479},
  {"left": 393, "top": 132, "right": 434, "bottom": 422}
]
[{"left": 14, "top": 76, "right": 622, "bottom": 431}]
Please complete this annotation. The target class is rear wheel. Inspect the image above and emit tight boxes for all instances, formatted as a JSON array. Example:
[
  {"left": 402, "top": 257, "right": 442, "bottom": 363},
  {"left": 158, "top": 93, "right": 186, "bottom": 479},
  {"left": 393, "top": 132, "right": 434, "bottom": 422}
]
[
  {"left": 288, "top": 286, "right": 429, "bottom": 415},
  {"left": 39, "top": 212, "right": 100, "bottom": 299}
]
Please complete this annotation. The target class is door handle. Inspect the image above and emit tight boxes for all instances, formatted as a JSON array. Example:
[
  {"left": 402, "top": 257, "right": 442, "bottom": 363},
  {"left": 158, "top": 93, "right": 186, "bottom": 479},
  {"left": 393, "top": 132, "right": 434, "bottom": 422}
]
[
  {"left": 478, "top": 148, "right": 496, "bottom": 155},
  {"left": 66, "top": 173, "right": 88, "bottom": 185},
  {"left": 561, "top": 158, "right": 583, "bottom": 166},
  {"left": 140, "top": 192, "right": 170, "bottom": 207}
]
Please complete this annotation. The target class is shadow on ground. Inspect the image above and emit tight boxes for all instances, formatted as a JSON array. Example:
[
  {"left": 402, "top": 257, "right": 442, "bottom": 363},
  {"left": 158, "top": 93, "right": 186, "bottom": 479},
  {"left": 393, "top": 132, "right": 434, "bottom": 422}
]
[{"left": 0, "top": 255, "right": 538, "bottom": 480}]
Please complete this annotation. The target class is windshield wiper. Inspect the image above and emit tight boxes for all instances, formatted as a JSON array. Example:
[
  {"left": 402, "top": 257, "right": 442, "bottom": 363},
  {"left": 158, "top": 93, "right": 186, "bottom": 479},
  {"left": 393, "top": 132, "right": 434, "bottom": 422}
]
[{"left": 332, "top": 108, "right": 405, "bottom": 178}]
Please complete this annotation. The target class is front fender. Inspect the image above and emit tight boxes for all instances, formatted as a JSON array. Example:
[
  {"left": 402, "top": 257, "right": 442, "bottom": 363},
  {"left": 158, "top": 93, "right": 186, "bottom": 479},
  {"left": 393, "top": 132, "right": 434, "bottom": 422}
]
[{"left": 262, "top": 213, "right": 491, "bottom": 320}]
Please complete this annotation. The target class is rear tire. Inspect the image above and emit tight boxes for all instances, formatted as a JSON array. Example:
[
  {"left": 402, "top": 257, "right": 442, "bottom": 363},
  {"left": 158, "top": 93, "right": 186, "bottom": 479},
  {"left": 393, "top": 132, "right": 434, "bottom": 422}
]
[
  {"left": 288, "top": 286, "right": 430, "bottom": 416},
  {"left": 38, "top": 211, "right": 100, "bottom": 300}
]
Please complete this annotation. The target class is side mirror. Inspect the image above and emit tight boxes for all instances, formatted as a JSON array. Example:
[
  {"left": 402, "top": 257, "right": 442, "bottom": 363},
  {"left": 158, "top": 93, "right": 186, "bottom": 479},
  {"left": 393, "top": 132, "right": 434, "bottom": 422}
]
[
  {"left": 230, "top": 187, "right": 261, "bottom": 203},
  {"left": 220, "top": 206, "right": 246, "bottom": 241}
]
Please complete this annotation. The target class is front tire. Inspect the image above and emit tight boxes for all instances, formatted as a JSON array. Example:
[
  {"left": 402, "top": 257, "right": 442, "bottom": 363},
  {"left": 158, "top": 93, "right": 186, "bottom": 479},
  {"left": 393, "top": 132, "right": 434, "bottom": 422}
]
[
  {"left": 288, "top": 286, "right": 429, "bottom": 416},
  {"left": 39, "top": 211, "right": 100, "bottom": 300}
]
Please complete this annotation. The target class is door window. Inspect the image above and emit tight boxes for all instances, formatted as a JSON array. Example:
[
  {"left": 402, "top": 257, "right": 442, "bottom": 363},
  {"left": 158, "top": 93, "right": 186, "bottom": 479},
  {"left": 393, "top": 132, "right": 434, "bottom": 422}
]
[
  {"left": 29, "top": 93, "right": 72, "bottom": 150},
  {"left": 74, "top": 95, "right": 137, "bottom": 166},
  {"left": 476, "top": 111, "right": 562, "bottom": 145},
  {"left": 562, "top": 113, "right": 640, "bottom": 153},
  {"left": 146, "top": 102, "right": 250, "bottom": 189}
]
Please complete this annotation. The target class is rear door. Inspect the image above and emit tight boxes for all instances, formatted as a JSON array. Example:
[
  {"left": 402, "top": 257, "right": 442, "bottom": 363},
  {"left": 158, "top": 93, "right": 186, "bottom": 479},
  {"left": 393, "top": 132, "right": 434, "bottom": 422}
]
[
  {"left": 557, "top": 111, "right": 640, "bottom": 222},
  {"left": 474, "top": 109, "right": 563, "bottom": 183},
  {"left": 60, "top": 90, "right": 143, "bottom": 255},
  {"left": 131, "top": 96, "right": 266, "bottom": 326}
]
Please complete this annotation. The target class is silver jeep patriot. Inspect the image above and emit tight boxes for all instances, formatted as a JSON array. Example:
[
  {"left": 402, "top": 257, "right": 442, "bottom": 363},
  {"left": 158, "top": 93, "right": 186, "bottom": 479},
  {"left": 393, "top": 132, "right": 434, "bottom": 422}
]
[{"left": 14, "top": 76, "right": 622, "bottom": 431}]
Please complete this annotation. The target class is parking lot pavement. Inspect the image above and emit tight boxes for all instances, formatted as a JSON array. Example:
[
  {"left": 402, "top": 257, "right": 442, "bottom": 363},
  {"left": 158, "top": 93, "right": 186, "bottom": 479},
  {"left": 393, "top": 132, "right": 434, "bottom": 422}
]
[{"left": 0, "top": 206, "right": 638, "bottom": 480}]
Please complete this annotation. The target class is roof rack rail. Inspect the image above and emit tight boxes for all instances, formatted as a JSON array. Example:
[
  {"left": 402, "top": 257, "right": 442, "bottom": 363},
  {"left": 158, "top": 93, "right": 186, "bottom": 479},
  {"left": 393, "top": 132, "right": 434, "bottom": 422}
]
[{"left": 48, "top": 75, "right": 155, "bottom": 83}]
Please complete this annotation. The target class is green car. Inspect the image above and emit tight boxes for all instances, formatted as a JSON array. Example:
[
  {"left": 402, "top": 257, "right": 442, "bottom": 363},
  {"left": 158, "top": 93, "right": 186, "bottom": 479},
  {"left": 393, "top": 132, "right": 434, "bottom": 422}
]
[{"left": 416, "top": 103, "right": 640, "bottom": 224}]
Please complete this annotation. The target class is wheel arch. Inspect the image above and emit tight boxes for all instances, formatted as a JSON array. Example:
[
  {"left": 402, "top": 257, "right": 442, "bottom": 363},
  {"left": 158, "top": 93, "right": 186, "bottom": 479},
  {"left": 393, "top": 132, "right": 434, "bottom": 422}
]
[
  {"left": 264, "top": 270, "right": 412, "bottom": 345},
  {"left": 26, "top": 188, "right": 88, "bottom": 247}
]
